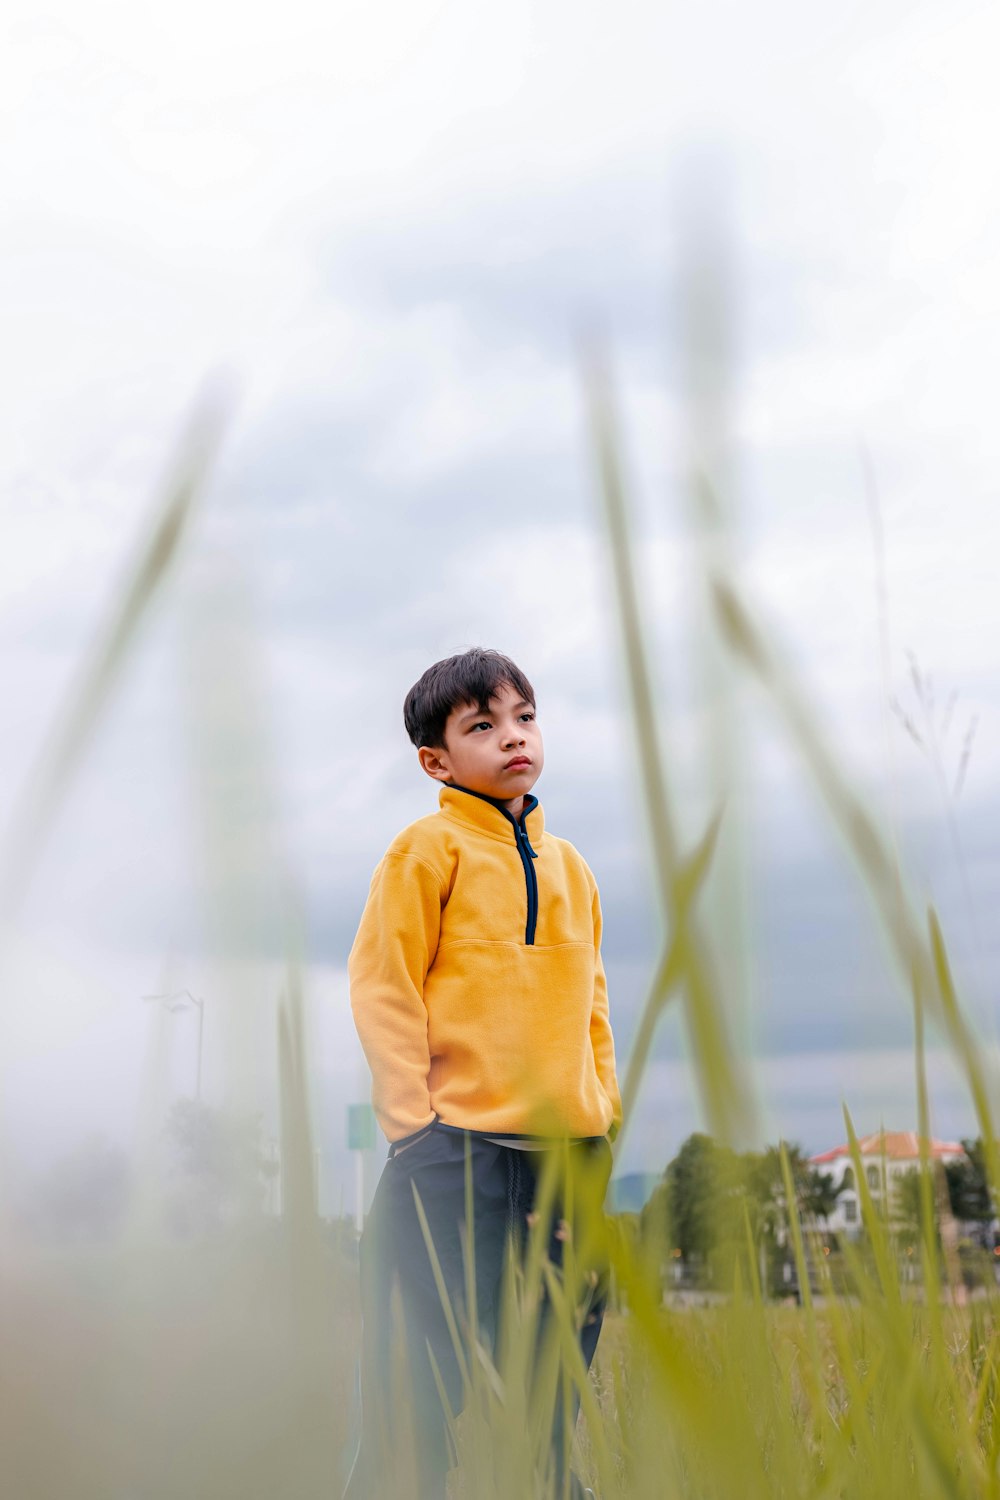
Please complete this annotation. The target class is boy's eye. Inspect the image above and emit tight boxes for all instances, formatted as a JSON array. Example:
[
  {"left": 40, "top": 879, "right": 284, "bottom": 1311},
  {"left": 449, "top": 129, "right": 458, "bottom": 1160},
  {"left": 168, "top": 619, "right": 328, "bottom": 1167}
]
[
  {"left": 471, "top": 721, "right": 492, "bottom": 732},
  {"left": 519, "top": 712, "right": 535, "bottom": 722}
]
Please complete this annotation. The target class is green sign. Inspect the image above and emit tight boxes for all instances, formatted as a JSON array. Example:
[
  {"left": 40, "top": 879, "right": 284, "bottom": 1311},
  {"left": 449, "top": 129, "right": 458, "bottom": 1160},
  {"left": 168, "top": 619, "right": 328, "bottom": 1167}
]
[{"left": 348, "top": 1103, "right": 376, "bottom": 1151}]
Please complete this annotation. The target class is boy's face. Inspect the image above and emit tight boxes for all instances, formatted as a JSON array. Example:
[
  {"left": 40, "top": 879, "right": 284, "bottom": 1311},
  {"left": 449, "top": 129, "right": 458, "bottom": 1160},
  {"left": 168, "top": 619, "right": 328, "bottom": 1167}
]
[{"left": 417, "top": 681, "right": 543, "bottom": 810}]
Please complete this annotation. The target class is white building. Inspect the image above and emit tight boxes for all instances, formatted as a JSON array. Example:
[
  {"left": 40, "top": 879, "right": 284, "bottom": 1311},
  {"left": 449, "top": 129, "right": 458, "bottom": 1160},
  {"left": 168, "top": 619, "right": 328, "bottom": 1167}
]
[{"left": 810, "top": 1130, "right": 965, "bottom": 1239}]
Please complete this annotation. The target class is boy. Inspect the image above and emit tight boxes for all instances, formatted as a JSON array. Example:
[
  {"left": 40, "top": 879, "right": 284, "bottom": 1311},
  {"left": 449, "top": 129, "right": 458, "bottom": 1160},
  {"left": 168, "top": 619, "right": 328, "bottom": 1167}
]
[{"left": 344, "top": 648, "right": 621, "bottom": 1500}]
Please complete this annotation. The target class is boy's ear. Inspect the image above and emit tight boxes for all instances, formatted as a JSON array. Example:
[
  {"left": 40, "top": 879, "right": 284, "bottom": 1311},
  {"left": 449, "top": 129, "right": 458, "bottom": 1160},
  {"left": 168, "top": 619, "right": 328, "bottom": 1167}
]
[{"left": 418, "top": 745, "right": 452, "bottom": 783}]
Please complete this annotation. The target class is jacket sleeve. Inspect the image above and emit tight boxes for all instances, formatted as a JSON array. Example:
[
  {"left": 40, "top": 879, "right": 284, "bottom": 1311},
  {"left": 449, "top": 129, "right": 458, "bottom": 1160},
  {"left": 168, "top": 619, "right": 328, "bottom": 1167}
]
[
  {"left": 590, "top": 882, "right": 623, "bottom": 1134},
  {"left": 348, "top": 849, "right": 445, "bottom": 1143}
]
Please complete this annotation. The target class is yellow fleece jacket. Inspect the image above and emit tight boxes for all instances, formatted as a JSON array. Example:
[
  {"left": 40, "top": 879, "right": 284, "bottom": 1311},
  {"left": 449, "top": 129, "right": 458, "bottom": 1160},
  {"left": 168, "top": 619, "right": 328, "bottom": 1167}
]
[{"left": 348, "top": 784, "right": 622, "bottom": 1143}]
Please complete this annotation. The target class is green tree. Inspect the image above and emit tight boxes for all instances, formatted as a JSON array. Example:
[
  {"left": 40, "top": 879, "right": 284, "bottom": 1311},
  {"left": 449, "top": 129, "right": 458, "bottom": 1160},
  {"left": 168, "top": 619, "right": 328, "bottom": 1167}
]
[
  {"left": 643, "top": 1135, "right": 842, "bottom": 1294},
  {"left": 742, "top": 1143, "right": 836, "bottom": 1229},
  {"left": 893, "top": 1167, "right": 926, "bottom": 1249},
  {"left": 739, "top": 1143, "right": 837, "bottom": 1294},
  {"left": 945, "top": 1138, "right": 994, "bottom": 1231},
  {"left": 642, "top": 1132, "right": 743, "bottom": 1278}
]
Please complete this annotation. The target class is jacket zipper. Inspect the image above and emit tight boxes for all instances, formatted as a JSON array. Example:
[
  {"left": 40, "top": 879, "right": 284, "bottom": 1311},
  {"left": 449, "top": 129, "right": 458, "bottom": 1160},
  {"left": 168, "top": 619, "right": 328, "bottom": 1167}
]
[
  {"left": 450, "top": 786, "right": 539, "bottom": 946},
  {"left": 512, "top": 812, "right": 539, "bottom": 946}
]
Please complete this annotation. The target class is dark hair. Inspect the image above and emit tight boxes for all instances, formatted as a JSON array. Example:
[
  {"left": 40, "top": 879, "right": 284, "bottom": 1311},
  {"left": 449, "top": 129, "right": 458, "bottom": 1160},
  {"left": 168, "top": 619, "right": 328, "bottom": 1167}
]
[{"left": 403, "top": 648, "right": 536, "bottom": 749}]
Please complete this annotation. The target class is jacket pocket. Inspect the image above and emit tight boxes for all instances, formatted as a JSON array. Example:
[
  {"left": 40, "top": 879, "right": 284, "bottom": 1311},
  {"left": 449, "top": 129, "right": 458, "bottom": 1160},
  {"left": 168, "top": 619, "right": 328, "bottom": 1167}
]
[{"left": 389, "top": 1119, "right": 440, "bottom": 1165}]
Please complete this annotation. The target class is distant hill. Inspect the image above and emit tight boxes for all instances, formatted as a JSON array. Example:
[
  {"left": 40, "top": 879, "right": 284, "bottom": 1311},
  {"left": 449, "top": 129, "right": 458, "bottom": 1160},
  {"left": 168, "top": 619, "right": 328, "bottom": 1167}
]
[{"left": 608, "top": 1172, "right": 660, "bottom": 1214}]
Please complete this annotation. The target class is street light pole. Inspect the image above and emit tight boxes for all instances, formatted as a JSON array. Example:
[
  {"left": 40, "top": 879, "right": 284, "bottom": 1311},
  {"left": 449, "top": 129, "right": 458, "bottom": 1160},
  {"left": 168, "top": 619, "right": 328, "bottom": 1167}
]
[{"left": 143, "top": 989, "right": 206, "bottom": 1100}]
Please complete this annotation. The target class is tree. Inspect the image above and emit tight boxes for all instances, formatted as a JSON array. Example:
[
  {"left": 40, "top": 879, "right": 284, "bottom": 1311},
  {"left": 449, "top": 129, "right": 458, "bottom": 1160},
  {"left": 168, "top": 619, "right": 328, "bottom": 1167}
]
[
  {"left": 945, "top": 1139, "right": 994, "bottom": 1232},
  {"left": 738, "top": 1143, "right": 837, "bottom": 1294},
  {"left": 742, "top": 1143, "right": 837, "bottom": 1231},
  {"left": 893, "top": 1167, "right": 926, "bottom": 1248},
  {"left": 800, "top": 1162, "right": 839, "bottom": 1224},
  {"left": 643, "top": 1134, "right": 845, "bottom": 1294},
  {"left": 643, "top": 1132, "right": 743, "bottom": 1269},
  {"left": 164, "top": 1098, "right": 277, "bottom": 1233}
]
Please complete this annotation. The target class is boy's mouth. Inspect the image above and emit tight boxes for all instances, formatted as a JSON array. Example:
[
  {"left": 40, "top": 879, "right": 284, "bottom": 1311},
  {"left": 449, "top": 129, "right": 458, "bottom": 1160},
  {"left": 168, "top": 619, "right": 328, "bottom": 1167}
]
[{"left": 504, "top": 756, "right": 532, "bottom": 770}]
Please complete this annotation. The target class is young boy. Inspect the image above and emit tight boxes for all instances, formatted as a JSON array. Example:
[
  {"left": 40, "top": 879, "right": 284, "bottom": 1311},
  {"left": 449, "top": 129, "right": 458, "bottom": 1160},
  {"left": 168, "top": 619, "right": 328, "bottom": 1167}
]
[{"left": 344, "top": 648, "right": 621, "bottom": 1500}]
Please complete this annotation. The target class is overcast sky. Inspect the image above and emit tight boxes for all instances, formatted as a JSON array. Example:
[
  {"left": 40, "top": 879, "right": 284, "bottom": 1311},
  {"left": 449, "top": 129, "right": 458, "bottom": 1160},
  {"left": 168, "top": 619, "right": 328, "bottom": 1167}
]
[{"left": 2, "top": 1, "right": 998, "bottom": 1209}]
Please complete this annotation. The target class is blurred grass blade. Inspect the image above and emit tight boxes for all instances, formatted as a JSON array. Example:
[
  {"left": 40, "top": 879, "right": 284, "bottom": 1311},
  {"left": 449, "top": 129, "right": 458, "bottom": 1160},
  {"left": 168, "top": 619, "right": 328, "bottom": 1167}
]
[
  {"left": 540, "top": 1260, "right": 619, "bottom": 1498},
  {"left": 911, "top": 960, "right": 946, "bottom": 1330},
  {"left": 616, "top": 809, "right": 722, "bottom": 1147},
  {"left": 712, "top": 574, "right": 995, "bottom": 1086},
  {"left": 0, "top": 381, "right": 232, "bottom": 918},
  {"left": 411, "top": 1181, "right": 472, "bottom": 1393},
  {"left": 928, "top": 907, "right": 1000, "bottom": 1195},
  {"left": 584, "top": 348, "right": 753, "bottom": 1145},
  {"left": 713, "top": 577, "right": 901, "bottom": 928},
  {"left": 583, "top": 347, "right": 677, "bottom": 891},
  {"left": 844, "top": 1109, "right": 899, "bottom": 1309}
]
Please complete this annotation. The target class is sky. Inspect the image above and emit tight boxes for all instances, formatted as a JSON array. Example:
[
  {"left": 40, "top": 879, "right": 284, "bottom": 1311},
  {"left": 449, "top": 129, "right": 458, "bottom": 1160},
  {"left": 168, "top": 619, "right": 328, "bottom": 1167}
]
[{"left": 1, "top": 0, "right": 999, "bottom": 1214}]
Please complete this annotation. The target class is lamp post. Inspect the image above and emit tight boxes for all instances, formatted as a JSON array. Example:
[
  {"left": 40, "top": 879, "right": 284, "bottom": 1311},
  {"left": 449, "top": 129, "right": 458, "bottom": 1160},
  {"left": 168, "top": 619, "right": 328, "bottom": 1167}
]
[
  {"left": 347, "top": 1103, "right": 376, "bottom": 1232},
  {"left": 144, "top": 989, "right": 206, "bottom": 1099}
]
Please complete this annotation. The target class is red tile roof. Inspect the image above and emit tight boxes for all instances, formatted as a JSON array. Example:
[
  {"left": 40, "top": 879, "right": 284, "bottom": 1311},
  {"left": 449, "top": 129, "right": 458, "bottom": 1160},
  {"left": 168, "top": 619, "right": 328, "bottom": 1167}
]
[{"left": 810, "top": 1130, "right": 964, "bottom": 1165}]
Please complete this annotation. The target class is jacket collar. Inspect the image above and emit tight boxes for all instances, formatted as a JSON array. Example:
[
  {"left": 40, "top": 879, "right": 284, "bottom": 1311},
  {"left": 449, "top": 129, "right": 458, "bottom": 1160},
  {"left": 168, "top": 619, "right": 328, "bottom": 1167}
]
[{"left": 439, "top": 784, "right": 545, "bottom": 846}]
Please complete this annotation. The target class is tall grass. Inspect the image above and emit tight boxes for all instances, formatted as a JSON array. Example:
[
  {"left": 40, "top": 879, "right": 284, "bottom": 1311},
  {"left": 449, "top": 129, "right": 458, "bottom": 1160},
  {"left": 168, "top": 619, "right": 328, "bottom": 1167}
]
[{"left": 1, "top": 333, "right": 997, "bottom": 1500}]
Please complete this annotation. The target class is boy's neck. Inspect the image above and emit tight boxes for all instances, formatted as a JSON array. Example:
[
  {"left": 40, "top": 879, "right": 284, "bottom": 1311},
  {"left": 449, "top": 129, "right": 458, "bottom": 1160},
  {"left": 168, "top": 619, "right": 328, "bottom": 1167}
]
[{"left": 446, "top": 782, "right": 530, "bottom": 820}]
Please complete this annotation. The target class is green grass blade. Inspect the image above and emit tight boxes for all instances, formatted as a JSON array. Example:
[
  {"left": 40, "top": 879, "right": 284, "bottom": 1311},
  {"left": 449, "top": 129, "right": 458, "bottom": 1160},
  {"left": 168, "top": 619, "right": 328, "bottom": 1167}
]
[
  {"left": 0, "top": 384, "right": 231, "bottom": 918},
  {"left": 584, "top": 351, "right": 753, "bottom": 1146}
]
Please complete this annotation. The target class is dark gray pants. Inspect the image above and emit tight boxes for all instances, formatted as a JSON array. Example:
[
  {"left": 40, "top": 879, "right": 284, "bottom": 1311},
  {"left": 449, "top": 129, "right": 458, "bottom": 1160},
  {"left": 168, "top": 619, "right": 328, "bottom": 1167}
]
[{"left": 343, "top": 1127, "right": 611, "bottom": 1500}]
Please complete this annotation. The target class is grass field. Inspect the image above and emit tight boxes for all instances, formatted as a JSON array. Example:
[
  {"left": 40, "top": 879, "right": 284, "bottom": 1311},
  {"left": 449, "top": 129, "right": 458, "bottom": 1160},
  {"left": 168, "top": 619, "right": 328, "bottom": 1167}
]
[{"left": 4, "top": 1225, "right": 1000, "bottom": 1498}]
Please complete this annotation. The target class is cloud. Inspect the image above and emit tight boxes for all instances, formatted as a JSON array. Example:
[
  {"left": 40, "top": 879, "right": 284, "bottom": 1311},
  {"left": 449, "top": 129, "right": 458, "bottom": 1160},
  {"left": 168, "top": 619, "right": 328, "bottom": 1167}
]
[{"left": 619, "top": 1040, "right": 993, "bottom": 1174}]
